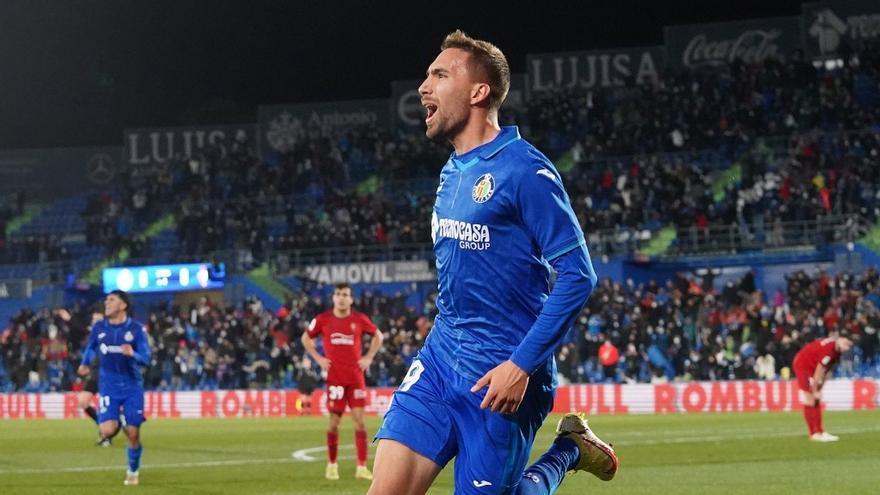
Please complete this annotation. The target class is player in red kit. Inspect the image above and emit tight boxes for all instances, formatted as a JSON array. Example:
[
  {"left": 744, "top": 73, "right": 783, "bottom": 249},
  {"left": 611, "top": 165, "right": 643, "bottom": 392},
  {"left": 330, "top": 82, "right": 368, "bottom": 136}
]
[
  {"left": 792, "top": 334, "right": 853, "bottom": 441},
  {"left": 301, "top": 283, "right": 385, "bottom": 481}
]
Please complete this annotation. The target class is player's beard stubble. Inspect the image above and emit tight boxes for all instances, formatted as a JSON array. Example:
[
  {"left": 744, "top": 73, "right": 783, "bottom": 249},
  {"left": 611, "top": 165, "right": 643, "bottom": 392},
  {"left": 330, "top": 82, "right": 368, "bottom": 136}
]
[{"left": 425, "top": 106, "right": 467, "bottom": 144}]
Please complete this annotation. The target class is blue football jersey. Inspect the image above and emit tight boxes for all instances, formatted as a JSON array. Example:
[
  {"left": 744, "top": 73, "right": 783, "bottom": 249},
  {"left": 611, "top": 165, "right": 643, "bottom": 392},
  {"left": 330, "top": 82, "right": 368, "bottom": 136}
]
[
  {"left": 81, "top": 318, "right": 151, "bottom": 391},
  {"left": 425, "top": 126, "right": 588, "bottom": 382}
]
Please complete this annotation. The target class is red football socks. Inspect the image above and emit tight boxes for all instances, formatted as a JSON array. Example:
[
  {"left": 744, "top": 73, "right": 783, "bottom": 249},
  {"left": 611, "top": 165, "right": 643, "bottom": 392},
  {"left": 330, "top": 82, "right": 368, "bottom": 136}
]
[
  {"left": 327, "top": 431, "right": 339, "bottom": 463},
  {"left": 355, "top": 429, "right": 368, "bottom": 466},
  {"left": 804, "top": 405, "right": 821, "bottom": 434}
]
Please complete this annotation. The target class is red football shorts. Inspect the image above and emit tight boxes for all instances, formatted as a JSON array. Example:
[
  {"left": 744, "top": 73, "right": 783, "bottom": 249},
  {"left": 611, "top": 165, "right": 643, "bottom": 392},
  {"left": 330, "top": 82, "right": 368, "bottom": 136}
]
[
  {"left": 325, "top": 382, "right": 368, "bottom": 413},
  {"left": 793, "top": 365, "right": 813, "bottom": 392}
]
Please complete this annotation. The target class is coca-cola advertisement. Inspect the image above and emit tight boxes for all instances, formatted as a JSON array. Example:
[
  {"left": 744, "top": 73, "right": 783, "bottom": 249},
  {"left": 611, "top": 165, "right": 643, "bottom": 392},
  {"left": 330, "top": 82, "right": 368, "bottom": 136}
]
[
  {"left": 802, "top": 0, "right": 880, "bottom": 58},
  {"left": 665, "top": 16, "right": 802, "bottom": 69}
]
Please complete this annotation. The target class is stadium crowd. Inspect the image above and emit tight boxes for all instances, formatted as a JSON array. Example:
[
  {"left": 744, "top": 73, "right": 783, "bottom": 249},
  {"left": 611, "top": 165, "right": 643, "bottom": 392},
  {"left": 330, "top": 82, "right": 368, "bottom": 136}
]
[
  {"left": 0, "top": 191, "right": 71, "bottom": 266},
  {"left": 64, "top": 42, "right": 880, "bottom": 266},
  {"left": 1, "top": 267, "right": 878, "bottom": 393},
  {"left": 558, "top": 267, "right": 880, "bottom": 385},
  {"left": 1, "top": 41, "right": 880, "bottom": 393},
  {"left": 526, "top": 45, "right": 880, "bottom": 161}
]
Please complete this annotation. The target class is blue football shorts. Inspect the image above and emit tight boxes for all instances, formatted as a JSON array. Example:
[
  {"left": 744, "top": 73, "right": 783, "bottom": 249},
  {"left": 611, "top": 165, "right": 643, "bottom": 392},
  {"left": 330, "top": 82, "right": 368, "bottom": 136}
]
[
  {"left": 97, "top": 387, "right": 145, "bottom": 427},
  {"left": 375, "top": 345, "right": 555, "bottom": 494}
]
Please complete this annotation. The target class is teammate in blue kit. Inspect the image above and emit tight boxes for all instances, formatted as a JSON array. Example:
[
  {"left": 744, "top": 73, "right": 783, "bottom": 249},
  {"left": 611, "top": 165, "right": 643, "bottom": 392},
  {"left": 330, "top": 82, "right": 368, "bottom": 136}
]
[
  {"left": 369, "top": 31, "right": 618, "bottom": 495},
  {"left": 67, "top": 306, "right": 124, "bottom": 446},
  {"left": 77, "top": 290, "right": 150, "bottom": 486}
]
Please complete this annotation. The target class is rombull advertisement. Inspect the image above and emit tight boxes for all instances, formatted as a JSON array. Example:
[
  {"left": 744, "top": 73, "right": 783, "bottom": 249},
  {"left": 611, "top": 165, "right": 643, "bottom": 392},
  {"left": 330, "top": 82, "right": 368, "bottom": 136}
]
[{"left": 2, "top": 380, "right": 876, "bottom": 419}]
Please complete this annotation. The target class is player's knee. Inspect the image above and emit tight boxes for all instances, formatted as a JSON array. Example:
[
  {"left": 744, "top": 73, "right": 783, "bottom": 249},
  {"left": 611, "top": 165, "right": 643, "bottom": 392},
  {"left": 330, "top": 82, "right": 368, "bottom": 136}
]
[
  {"left": 799, "top": 390, "right": 817, "bottom": 407},
  {"left": 368, "top": 440, "right": 439, "bottom": 495},
  {"left": 328, "top": 415, "right": 343, "bottom": 431},
  {"left": 367, "top": 472, "right": 410, "bottom": 495},
  {"left": 99, "top": 422, "right": 117, "bottom": 438},
  {"left": 126, "top": 427, "right": 141, "bottom": 446},
  {"left": 368, "top": 467, "right": 432, "bottom": 495},
  {"left": 366, "top": 479, "right": 393, "bottom": 495}
]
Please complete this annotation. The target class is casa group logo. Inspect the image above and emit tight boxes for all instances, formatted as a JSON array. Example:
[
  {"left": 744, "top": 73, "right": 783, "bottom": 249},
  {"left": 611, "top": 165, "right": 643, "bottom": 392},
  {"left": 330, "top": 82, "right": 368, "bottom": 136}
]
[{"left": 472, "top": 173, "right": 495, "bottom": 203}]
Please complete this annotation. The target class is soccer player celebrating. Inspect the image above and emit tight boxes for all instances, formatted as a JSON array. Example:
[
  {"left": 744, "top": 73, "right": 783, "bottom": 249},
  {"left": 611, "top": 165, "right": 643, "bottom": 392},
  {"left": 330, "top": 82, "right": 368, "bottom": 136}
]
[
  {"left": 70, "top": 307, "right": 122, "bottom": 446},
  {"left": 369, "top": 31, "right": 617, "bottom": 495},
  {"left": 792, "top": 333, "right": 853, "bottom": 441},
  {"left": 77, "top": 290, "right": 151, "bottom": 486},
  {"left": 301, "top": 283, "right": 384, "bottom": 481}
]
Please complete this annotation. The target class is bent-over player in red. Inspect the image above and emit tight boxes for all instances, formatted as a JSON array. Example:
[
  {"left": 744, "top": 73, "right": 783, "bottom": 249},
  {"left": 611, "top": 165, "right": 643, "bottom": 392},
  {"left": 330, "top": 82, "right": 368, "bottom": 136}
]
[
  {"left": 792, "top": 334, "right": 853, "bottom": 441},
  {"left": 301, "top": 283, "right": 384, "bottom": 480}
]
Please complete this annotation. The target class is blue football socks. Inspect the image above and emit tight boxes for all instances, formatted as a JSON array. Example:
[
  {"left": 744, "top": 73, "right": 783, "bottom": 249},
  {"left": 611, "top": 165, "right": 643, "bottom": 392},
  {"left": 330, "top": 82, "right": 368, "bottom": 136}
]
[
  {"left": 127, "top": 444, "right": 143, "bottom": 473},
  {"left": 516, "top": 437, "right": 579, "bottom": 495}
]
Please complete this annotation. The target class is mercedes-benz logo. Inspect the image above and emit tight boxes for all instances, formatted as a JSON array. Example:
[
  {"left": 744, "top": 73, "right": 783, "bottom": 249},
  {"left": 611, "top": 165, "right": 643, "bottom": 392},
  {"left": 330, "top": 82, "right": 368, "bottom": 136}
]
[{"left": 86, "top": 153, "right": 116, "bottom": 184}]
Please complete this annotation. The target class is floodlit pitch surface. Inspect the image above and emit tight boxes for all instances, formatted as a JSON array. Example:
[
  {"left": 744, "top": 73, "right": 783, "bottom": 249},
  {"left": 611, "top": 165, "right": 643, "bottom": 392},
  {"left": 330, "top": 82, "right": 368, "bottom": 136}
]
[{"left": 0, "top": 411, "right": 878, "bottom": 494}]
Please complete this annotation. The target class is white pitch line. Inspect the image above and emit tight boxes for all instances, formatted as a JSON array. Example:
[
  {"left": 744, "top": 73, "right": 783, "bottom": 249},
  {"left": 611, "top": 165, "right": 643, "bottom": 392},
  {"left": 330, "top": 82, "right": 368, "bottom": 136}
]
[
  {"left": 291, "top": 444, "right": 356, "bottom": 462},
  {"left": 0, "top": 457, "right": 293, "bottom": 475},
  {"left": 609, "top": 425, "right": 880, "bottom": 447},
  {"left": 2, "top": 425, "right": 879, "bottom": 476}
]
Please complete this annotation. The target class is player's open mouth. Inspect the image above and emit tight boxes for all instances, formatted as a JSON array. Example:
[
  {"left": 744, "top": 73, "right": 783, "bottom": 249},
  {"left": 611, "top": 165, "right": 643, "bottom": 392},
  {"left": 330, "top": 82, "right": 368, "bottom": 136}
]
[{"left": 424, "top": 103, "right": 438, "bottom": 124}]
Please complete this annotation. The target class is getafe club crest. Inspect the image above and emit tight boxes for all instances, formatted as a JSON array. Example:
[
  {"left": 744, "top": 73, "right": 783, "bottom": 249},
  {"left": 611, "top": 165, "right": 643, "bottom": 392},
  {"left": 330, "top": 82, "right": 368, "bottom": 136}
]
[
  {"left": 472, "top": 173, "right": 495, "bottom": 203},
  {"left": 124, "top": 331, "right": 134, "bottom": 342}
]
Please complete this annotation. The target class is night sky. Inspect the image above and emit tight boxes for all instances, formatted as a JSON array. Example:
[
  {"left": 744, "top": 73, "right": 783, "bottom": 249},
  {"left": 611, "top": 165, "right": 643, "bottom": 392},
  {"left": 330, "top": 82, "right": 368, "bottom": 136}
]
[{"left": 0, "top": 0, "right": 806, "bottom": 148}]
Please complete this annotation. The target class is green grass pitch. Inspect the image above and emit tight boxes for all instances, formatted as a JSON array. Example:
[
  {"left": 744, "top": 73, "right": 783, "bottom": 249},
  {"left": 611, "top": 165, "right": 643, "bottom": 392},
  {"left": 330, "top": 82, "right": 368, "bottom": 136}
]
[{"left": 1, "top": 410, "right": 878, "bottom": 494}]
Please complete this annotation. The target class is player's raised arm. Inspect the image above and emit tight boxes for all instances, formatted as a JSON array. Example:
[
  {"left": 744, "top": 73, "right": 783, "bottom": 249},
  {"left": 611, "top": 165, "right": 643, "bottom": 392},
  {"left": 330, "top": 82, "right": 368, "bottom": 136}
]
[{"left": 78, "top": 323, "right": 100, "bottom": 376}]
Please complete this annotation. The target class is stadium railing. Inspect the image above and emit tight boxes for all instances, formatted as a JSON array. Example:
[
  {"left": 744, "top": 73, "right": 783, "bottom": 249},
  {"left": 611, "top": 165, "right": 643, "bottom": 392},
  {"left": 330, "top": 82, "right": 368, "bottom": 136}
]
[
  {"left": 267, "top": 242, "right": 435, "bottom": 274},
  {"left": 669, "top": 215, "right": 869, "bottom": 256},
  {"left": 120, "top": 213, "right": 866, "bottom": 272}
]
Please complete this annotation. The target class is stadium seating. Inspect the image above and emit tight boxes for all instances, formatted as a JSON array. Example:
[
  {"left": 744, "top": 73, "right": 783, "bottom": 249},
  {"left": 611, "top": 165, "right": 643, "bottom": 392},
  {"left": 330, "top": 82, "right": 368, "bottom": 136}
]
[{"left": 1, "top": 41, "right": 879, "bottom": 392}]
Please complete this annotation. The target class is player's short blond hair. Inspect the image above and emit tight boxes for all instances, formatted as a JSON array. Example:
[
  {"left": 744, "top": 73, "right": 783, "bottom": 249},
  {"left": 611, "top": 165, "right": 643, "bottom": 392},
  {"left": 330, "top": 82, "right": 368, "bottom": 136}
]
[{"left": 440, "top": 30, "right": 510, "bottom": 112}]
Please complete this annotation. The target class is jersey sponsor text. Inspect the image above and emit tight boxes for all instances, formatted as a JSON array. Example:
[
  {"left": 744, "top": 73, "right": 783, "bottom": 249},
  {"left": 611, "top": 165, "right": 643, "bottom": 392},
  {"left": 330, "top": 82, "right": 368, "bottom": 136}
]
[{"left": 435, "top": 217, "right": 491, "bottom": 251}]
